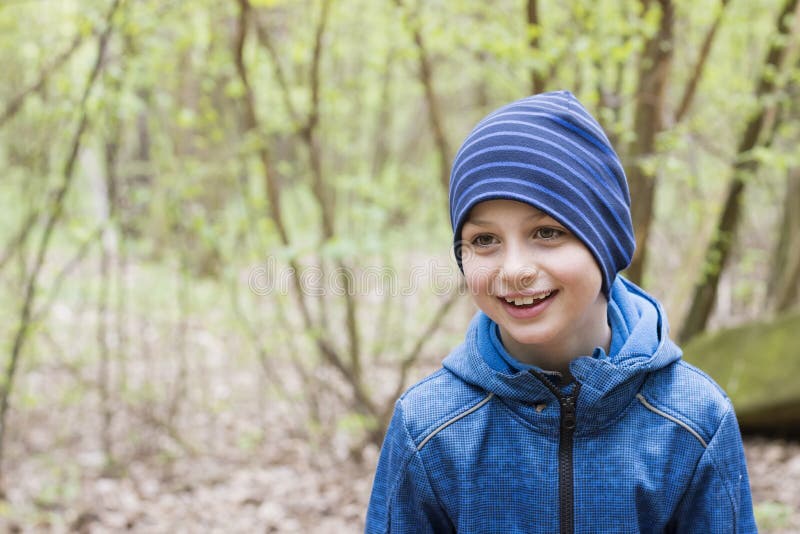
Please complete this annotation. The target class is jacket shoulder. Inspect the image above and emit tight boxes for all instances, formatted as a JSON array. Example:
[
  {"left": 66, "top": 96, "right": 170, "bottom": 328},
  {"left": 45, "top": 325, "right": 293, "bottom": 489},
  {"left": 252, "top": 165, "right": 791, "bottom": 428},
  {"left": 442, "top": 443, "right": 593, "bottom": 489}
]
[
  {"left": 639, "top": 360, "right": 733, "bottom": 446},
  {"left": 397, "top": 368, "right": 488, "bottom": 448}
]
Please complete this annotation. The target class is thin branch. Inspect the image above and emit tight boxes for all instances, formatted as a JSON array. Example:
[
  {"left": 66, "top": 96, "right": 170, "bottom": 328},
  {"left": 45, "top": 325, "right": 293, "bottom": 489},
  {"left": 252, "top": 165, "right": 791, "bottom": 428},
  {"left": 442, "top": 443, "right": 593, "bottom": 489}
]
[
  {"left": 302, "top": 0, "right": 365, "bottom": 386},
  {"left": 233, "top": 0, "right": 376, "bottom": 417},
  {"left": 251, "top": 6, "right": 334, "bottom": 348},
  {"left": 393, "top": 0, "right": 451, "bottom": 193},
  {"left": 0, "top": 0, "right": 122, "bottom": 495},
  {"left": 383, "top": 286, "right": 463, "bottom": 422},
  {"left": 96, "top": 124, "right": 123, "bottom": 471},
  {"left": 233, "top": 0, "right": 290, "bottom": 245},
  {"left": 228, "top": 187, "right": 313, "bottom": 425},
  {"left": 228, "top": 266, "right": 293, "bottom": 399},
  {"left": 674, "top": 0, "right": 731, "bottom": 123},
  {"left": 688, "top": 132, "right": 734, "bottom": 164},
  {"left": 0, "top": 210, "right": 39, "bottom": 273},
  {"left": 252, "top": 16, "right": 301, "bottom": 127},
  {"left": 126, "top": 402, "right": 201, "bottom": 457},
  {"left": 252, "top": 4, "right": 334, "bottom": 333},
  {"left": 304, "top": 0, "right": 329, "bottom": 141},
  {"left": 251, "top": 0, "right": 371, "bottom": 396},
  {"left": 370, "top": 47, "right": 396, "bottom": 178},
  {"left": 31, "top": 224, "right": 105, "bottom": 324},
  {"left": 302, "top": 0, "right": 335, "bottom": 239},
  {"left": 0, "top": 33, "right": 84, "bottom": 127},
  {"left": 300, "top": 0, "right": 365, "bottom": 381},
  {"left": 38, "top": 328, "right": 199, "bottom": 459}
]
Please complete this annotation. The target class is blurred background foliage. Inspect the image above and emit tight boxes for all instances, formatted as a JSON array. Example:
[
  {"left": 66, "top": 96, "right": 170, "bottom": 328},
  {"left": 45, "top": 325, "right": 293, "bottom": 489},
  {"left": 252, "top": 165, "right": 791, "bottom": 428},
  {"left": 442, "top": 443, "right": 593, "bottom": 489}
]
[{"left": 1, "top": 0, "right": 799, "bottom": 529}]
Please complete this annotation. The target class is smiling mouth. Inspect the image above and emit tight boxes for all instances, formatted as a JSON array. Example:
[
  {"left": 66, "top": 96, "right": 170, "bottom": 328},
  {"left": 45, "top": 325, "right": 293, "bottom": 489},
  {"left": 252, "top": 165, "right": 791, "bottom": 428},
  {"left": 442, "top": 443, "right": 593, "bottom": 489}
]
[{"left": 501, "top": 290, "right": 555, "bottom": 307}]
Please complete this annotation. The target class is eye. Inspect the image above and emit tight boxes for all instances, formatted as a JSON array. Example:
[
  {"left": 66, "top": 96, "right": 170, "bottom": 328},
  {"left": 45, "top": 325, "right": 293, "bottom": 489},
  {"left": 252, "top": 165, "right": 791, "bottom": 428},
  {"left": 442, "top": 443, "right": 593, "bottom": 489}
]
[
  {"left": 535, "top": 227, "right": 565, "bottom": 240},
  {"left": 470, "top": 234, "right": 499, "bottom": 247}
]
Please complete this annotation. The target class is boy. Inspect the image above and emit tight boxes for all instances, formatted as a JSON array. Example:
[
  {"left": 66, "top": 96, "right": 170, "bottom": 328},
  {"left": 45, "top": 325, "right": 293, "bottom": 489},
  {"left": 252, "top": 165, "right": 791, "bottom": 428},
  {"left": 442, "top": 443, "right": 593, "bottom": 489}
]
[{"left": 366, "top": 91, "right": 757, "bottom": 533}]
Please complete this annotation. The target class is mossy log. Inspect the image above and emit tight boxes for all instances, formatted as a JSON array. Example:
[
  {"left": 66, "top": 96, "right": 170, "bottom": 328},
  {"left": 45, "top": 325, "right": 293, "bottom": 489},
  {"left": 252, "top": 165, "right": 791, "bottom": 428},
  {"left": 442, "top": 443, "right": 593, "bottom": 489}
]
[{"left": 682, "top": 311, "right": 800, "bottom": 437}]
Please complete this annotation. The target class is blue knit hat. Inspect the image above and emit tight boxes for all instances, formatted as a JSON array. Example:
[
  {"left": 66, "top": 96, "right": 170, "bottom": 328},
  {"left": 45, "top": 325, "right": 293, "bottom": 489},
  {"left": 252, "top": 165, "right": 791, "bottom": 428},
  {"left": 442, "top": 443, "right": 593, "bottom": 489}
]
[{"left": 449, "top": 90, "right": 635, "bottom": 296}]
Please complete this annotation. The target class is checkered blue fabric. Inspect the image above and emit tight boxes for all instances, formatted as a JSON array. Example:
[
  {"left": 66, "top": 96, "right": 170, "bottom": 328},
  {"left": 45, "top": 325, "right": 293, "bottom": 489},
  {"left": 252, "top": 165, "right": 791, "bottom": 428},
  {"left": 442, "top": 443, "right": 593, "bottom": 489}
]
[
  {"left": 449, "top": 91, "right": 635, "bottom": 296},
  {"left": 365, "top": 278, "right": 757, "bottom": 533}
]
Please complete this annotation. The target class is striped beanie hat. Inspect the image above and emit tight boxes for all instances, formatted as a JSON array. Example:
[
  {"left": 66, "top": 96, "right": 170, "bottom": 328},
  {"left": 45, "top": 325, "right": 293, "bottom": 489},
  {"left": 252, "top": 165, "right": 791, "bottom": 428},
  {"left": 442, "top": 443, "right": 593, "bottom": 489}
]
[{"left": 449, "top": 90, "right": 635, "bottom": 296}]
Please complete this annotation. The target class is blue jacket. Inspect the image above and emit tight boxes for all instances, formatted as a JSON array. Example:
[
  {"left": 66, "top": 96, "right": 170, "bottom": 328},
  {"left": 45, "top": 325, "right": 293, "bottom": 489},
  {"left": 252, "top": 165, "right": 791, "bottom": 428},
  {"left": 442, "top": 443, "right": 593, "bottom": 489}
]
[{"left": 366, "top": 278, "right": 757, "bottom": 533}]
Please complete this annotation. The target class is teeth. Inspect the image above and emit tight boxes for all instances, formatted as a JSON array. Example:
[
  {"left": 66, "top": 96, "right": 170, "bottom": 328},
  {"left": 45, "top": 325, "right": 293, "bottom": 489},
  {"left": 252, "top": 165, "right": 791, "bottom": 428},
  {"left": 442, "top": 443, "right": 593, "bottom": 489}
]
[{"left": 504, "top": 291, "right": 552, "bottom": 306}]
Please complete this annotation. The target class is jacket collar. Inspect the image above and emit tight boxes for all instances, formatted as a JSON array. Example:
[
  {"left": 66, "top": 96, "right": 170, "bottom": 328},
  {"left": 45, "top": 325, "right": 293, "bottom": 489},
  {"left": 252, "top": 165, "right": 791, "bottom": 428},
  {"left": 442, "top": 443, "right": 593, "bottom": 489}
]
[{"left": 442, "top": 277, "right": 682, "bottom": 430}]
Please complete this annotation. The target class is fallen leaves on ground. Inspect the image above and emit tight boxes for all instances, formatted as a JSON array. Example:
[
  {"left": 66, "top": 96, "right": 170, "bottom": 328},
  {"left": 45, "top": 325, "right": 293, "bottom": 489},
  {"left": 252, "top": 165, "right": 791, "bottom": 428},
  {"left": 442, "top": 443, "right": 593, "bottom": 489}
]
[{"left": 2, "top": 435, "right": 798, "bottom": 532}]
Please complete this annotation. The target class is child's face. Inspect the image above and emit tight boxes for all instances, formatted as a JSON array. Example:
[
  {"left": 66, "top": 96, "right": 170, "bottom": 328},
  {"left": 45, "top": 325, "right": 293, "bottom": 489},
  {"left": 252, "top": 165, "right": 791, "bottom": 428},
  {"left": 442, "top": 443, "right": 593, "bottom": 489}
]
[{"left": 460, "top": 199, "right": 608, "bottom": 367}]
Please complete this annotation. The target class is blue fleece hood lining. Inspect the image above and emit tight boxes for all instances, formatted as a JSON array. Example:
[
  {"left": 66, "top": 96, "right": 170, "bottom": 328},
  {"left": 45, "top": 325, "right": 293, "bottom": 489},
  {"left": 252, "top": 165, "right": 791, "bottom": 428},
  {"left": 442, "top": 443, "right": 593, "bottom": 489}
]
[{"left": 443, "top": 277, "right": 682, "bottom": 411}]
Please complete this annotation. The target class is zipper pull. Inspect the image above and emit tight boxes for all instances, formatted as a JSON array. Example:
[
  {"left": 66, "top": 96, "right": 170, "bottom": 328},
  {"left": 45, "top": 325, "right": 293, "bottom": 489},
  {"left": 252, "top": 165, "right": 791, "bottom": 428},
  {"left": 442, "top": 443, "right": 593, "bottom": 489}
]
[{"left": 561, "top": 396, "right": 576, "bottom": 430}]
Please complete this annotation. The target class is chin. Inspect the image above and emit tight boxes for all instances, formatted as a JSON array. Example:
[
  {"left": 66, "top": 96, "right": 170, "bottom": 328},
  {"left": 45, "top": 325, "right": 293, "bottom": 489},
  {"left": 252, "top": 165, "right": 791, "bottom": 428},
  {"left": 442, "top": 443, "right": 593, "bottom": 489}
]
[{"left": 502, "top": 325, "right": 560, "bottom": 347}]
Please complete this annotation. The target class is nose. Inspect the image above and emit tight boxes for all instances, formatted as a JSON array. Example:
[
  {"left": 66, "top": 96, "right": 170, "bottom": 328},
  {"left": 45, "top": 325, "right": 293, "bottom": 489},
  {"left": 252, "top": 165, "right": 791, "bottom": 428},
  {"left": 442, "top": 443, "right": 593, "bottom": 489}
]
[{"left": 499, "top": 244, "right": 538, "bottom": 290}]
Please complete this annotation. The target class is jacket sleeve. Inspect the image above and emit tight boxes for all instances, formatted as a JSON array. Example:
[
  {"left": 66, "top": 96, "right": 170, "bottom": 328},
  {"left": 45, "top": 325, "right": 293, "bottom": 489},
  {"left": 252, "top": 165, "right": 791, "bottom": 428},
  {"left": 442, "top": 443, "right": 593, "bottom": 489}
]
[
  {"left": 365, "top": 400, "right": 452, "bottom": 534},
  {"left": 671, "top": 405, "right": 758, "bottom": 533}
]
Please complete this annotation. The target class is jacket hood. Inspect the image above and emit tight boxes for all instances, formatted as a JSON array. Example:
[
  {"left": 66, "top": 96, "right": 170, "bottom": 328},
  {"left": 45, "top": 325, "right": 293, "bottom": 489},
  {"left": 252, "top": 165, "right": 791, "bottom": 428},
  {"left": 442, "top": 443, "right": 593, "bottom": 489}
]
[{"left": 442, "top": 277, "right": 682, "bottom": 430}]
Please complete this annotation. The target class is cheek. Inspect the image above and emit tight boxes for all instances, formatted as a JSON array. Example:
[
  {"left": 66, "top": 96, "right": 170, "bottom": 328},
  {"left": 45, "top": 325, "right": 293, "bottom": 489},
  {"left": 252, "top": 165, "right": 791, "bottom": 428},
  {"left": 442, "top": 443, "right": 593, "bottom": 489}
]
[
  {"left": 463, "top": 261, "right": 495, "bottom": 294},
  {"left": 561, "top": 252, "right": 603, "bottom": 294}
]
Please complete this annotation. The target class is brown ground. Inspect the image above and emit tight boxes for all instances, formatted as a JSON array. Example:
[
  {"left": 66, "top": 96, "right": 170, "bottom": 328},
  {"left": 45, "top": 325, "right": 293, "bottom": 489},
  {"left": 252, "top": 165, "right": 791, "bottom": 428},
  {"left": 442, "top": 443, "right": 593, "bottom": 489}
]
[
  {"left": 2, "top": 349, "right": 796, "bottom": 533},
  {"left": 745, "top": 437, "right": 800, "bottom": 533},
  {"left": 3, "top": 435, "right": 798, "bottom": 533}
]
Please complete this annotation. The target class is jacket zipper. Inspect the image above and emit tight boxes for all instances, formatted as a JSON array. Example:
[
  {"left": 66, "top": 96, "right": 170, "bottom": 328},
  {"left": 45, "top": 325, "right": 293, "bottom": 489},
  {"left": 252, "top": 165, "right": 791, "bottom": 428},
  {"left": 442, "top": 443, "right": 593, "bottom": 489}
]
[
  {"left": 531, "top": 372, "right": 580, "bottom": 534},
  {"left": 557, "top": 388, "right": 578, "bottom": 534}
]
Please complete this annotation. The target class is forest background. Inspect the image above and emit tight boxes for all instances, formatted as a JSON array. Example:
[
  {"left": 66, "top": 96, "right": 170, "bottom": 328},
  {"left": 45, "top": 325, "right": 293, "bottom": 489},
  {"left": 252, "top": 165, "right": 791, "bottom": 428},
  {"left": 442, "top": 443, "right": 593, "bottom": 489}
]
[{"left": 1, "top": 0, "right": 799, "bottom": 531}]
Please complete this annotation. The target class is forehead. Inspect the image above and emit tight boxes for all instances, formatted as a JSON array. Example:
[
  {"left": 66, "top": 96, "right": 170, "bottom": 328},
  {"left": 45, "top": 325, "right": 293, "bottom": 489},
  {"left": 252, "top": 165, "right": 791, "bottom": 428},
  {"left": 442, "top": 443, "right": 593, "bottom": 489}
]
[{"left": 466, "top": 199, "right": 550, "bottom": 223}]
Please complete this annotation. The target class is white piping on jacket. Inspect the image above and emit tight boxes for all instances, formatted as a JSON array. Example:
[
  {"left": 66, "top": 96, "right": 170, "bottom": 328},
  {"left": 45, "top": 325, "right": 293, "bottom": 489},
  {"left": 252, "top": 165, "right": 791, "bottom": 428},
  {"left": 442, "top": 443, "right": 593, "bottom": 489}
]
[
  {"left": 636, "top": 393, "right": 708, "bottom": 448},
  {"left": 417, "top": 393, "right": 495, "bottom": 451}
]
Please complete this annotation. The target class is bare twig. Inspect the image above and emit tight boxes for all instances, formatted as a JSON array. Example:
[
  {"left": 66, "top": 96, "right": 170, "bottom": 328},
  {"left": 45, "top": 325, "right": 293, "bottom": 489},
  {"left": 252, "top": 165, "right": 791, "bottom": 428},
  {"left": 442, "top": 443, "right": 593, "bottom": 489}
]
[
  {"left": 252, "top": 21, "right": 301, "bottom": 125},
  {"left": 165, "top": 263, "right": 190, "bottom": 429},
  {"left": 232, "top": 0, "right": 320, "bottom": 334},
  {"left": 0, "top": 34, "right": 85, "bottom": 127},
  {"left": 383, "top": 285, "right": 463, "bottom": 424},
  {"left": 249, "top": 0, "right": 378, "bottom": 412},
  {"left": 251, "top": 5, "right": 333, "bottom": 334},
  {"left": 97, "top": 125, "right": 123, "bottom": 472},
  {"left": 31, "top": 224, "right": 105, "bottom": 324},
  {"left": 233, "top": 0, "right": 289, "bottom": 244},
  {"left": 302, "top": 0, "right": 335, "bottom": 239},
  {"left": 0, "top": 210, "right": 39, "bottom": 273},
  {"left": 393, "top": 0, "right": 451, "bottom": 193},
  {"left": 301, "top": 0, "right": 368, "bottom": 394},
  {"left": 370, "top": 47, "right": 396, "bottom": 178},
  {"left": 0, "top": 0, "right": 122, "bottom": 495},
  {"left": 674, "top": 0, "right": 731, "bottom": 123},
  {"left": 234, "top": 0, "right": 378, "bottom": 417},
  {"left": 126, "top": 402, "right": 201, "bottom": 457},
  {"left": 228, "top": 263, "right": 293, "bottom": 400}
]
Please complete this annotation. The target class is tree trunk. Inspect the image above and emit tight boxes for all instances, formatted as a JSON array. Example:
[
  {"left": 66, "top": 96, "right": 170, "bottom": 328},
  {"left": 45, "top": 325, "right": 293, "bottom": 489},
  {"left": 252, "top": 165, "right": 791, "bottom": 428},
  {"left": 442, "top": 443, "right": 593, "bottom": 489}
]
[
  {"left": 625, "top": 0, "right": 674, "bottom": 284},
  {"left": 679, "top": 176, "right": 745, "bottom": 343},
  {"left": 679, "top": 0, "right": 799, "bottom": 343},
  {"left": 766, "top": 168, "right": 800, "bottom": 313},
  {"left": 527, "top": 0, "right": 546, "bottom": 95}
]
